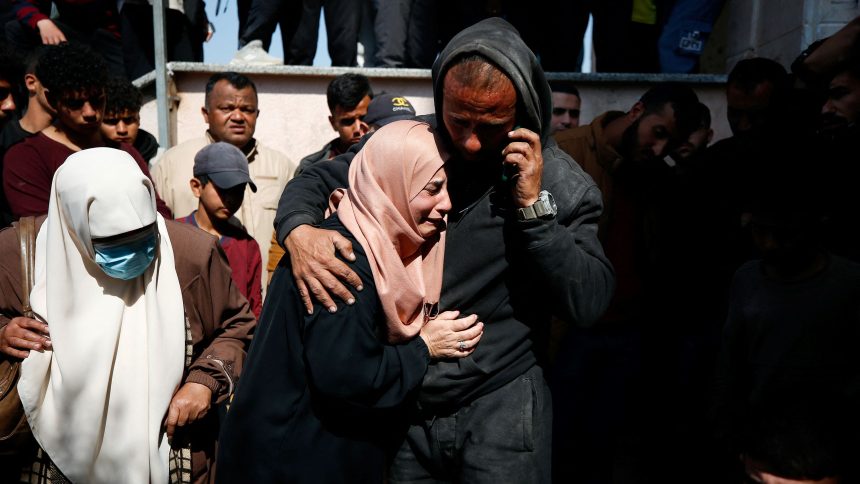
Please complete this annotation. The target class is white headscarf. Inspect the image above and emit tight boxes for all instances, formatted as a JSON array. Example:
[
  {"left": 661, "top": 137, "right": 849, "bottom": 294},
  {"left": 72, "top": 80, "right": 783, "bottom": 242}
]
[{"left": 17, "top": 148, "right": 185, "bottom": 484}]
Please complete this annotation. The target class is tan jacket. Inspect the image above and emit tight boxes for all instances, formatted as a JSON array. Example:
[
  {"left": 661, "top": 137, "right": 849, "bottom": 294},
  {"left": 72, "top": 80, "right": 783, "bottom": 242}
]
[
  {"left": 554, "top": 111, "right": 625, "bottom": 232},
  {"left": 152, "top": 134, "right": 296, "bottom": 291},
  {"left": 0, "top": 217, "right": 256, "bottom": 483}
]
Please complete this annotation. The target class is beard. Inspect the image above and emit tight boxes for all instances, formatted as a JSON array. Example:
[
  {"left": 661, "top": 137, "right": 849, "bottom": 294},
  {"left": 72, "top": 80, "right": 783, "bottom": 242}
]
[
  {"left": 817, "top": 112, "right": 855, "bottom": 137},
  {"left": 618, "top": 116, "right": 641, "bottom": 162}
]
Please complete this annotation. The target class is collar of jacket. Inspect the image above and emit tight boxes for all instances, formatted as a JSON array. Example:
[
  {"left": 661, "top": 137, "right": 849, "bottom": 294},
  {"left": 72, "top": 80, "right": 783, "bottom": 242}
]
[
  {"left": 204, "top": 131, "right": 260, "bottom": 163},
  {"left": 590, "top": 111, "right": 625, "bottom": 173}
]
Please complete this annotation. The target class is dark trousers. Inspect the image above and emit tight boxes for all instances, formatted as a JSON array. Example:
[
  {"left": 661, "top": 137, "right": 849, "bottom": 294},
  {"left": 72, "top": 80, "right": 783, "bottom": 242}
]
[
  {"left": 237, "top": 0, "right": 251, "bottom": 46},
  {"left": 120, "top": 5, "right": 202, "bottom": 80},
  {"left": 550, "top": 324, "right": 645, "bottom": 483},
  {"left": 367, "top": 0, "right": 409, "bottom": 67},
  {"left": 539, "top": 0, "right": 590, "bottom": 71},
  {"left": 240, "top": 0, "right": 359, "bottom": 66},
  {"left": 5, "top": 19, "right": 125, "bottom": 78},
  {"left": 405, "top": 0, "right": 437, "bottom": 67},
  {"left": 390, "top": 365, "right": 552, "bottom": 484},
  {"left": 322, "top": 0, "right": 360, "bottom": 66},
  {"left": 239, "top": 0, "right": 312, "bottom": 63}
]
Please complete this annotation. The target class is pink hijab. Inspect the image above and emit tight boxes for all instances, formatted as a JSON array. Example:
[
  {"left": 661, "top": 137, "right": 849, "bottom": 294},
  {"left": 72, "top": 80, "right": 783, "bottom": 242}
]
[{"left": 336, "top": 120, "right": 449, "bottom": 342}]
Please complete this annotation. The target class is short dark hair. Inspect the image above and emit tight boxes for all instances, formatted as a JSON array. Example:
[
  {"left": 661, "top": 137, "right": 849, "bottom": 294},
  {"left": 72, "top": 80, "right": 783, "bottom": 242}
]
[
  {"left": 205, "top": 72, "right": 258, "bottom": 108},
  {"left": 548, "top": 80, "right": 580, "bottom": 98},
  {"left": 693, "top": 102, "right": 711, "bottom": 130},
  {"left": 638, "top": 84, "right": 701, "bottom": 138},
  {"left": 742, "top": 394, "right": 853, "bottom": 481},
  {"left": 104, "top": 77, "right": 143, "bottom": 115},
  {"left": 0, "top": 46, "right": 23, "bottom": 89},
  {"left": 36, "top": 43, "right": 108, "bottom": 104},
  {"left": 727, "top": 57, "right": 789, "bottom": 93},
  {"left": 326, "top": 73, "right": 373, "bottom": 113}
]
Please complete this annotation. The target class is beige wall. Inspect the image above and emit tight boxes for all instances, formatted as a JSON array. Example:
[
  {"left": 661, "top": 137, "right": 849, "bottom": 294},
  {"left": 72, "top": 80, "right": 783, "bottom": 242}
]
[
  {"left": 141, "top": 67, "right": 438, "bottom": 165},
  {"left": 139, "top": 65, "right": 731, "bottom": 164}
]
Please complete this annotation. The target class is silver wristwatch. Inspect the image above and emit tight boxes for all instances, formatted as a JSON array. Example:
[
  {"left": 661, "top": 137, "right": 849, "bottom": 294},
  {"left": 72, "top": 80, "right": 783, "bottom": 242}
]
[{"left": 516, "top": 190, "right": 557, "bottom": 221}]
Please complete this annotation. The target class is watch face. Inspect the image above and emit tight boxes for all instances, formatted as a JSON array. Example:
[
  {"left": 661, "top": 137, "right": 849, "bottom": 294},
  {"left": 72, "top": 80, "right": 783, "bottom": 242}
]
[
  {"left": 547, "top": 192, "right": 557, "bottom": 212},
  {"left": 539, "top": 191, "right": 557, "bottom": 218},
  {"left": 518, "top": 191, "right": 557, "bottom": 220}
]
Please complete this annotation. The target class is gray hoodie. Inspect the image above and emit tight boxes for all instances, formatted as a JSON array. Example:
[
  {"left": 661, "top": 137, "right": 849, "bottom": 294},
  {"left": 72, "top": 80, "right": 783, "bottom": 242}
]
[{"left": 418, "top": 18, "right": 614, "bottom": 407}]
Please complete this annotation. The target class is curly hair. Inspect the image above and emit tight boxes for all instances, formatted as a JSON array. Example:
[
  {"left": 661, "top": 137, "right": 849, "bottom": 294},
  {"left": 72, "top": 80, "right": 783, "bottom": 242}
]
[
  {"left": 35, "top": 43, "right": 108, "bottom": 104},
  {"left": 104, "top": 77, "right": 143, "bottom": 115}
]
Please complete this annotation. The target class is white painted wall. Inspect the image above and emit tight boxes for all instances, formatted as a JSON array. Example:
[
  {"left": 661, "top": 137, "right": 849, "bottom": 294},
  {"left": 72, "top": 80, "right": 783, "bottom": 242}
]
[{"left": 724, "top": 0, "right": 860, "bottom": 70}]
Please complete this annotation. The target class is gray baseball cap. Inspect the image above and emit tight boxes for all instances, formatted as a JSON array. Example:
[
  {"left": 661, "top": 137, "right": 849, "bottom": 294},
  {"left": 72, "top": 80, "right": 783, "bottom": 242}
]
[{"left": 193, "top": 142, "right": 257, "bottom": 192}]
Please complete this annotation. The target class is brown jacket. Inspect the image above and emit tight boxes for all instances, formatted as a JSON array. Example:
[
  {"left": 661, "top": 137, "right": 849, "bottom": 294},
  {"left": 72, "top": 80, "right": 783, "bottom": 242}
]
[
  {"left": 0, "top": 216, "right": 256, "bottom": 483},
  {"left": 554, "top": 111, "right": 625, "bottom": 234}
]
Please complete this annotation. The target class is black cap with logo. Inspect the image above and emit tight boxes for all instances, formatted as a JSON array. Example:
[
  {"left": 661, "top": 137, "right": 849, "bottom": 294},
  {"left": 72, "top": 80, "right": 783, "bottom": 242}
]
[{"left": 363, "top": 93, "right": 417, "bottom": 127}]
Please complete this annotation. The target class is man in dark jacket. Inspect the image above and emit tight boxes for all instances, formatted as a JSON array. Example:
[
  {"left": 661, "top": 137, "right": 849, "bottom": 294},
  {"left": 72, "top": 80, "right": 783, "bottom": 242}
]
[{"left": 274, "top": 18, "right": 614, "bottom": 482}]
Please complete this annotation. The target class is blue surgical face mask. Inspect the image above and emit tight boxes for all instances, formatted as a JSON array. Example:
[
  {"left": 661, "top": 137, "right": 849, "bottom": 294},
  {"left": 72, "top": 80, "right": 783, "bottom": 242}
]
[{"left": 92, "top": 228, "right": 158, "bottom": 280}]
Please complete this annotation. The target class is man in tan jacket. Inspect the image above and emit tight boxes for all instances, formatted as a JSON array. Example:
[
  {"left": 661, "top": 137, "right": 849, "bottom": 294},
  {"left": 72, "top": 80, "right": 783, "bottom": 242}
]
[
  {"left": 152, "top": 72, "right": 296, "bottom": 289},
  {"left": 554, "top": 85, "right": 700, "bottom": 232}
]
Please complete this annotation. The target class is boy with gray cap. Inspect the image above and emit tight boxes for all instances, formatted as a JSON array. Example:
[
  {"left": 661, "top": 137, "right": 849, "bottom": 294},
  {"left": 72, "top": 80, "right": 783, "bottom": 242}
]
[{"left": 179, "top": 142, "right": 263, "bottom": 317}]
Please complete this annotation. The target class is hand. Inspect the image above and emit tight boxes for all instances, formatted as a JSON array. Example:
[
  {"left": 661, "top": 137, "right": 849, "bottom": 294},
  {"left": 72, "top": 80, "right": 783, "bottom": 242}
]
[
  {"left": 284, "top": 224, "right": 363, "bottom": 314},
  {"left": 166, "top": 382, "right": 212, "bottom": 442},
  {"left": 0, "top": 317, "right": 51, "bottom": 359},
  {"left": 419, "top": 311, "right": 484, "bottom": 359},
  {"left": 501, "top": 127, "right": 544, "bottom": 207},
  {"left": 204, "top": 15, "right": 214, "bottom": 42},
  {"left": 36, "top": 19, "right": 66, "bottom": 45}
]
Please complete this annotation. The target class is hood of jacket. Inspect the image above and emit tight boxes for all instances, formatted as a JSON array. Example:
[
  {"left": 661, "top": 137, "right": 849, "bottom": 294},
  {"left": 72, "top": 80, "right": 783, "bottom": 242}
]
[{"left": 431, "top": 17, "right": 552, "bottom": 145}]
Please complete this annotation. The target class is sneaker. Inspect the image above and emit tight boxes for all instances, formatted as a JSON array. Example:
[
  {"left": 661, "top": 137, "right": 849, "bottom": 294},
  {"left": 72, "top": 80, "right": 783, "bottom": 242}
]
[{"left": 230, "top": 40, "right": 282, "bottom": 66}]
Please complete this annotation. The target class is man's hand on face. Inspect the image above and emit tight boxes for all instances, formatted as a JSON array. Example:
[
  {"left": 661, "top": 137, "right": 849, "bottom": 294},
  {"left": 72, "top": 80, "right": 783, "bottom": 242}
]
[
  {"left": 501, "top": 127, "right": 544, "bottom": 207},
  {"left": 283, "top": 225, "right": 363, "bottom": 314},
  {"left": 0, "top": 317, "right": 51, "bottom": 359}
]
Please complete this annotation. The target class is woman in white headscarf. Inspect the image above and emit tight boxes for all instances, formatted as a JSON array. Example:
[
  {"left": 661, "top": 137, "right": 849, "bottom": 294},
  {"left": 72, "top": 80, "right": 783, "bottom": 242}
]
[{"left": 0, "top": 148, "right": 256, "bottom": 483}]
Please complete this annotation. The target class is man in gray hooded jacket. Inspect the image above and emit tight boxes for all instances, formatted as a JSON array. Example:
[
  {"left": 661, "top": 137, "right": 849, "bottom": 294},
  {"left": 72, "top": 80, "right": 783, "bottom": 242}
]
[{"left": 274, "top": 18, "right": 614, "bottom": 482}]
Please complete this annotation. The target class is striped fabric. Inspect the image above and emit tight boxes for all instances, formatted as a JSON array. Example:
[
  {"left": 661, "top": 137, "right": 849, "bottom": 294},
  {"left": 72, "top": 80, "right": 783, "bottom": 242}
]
[{"left": 11, "top": 0, "right": 121, "bottom": 39}]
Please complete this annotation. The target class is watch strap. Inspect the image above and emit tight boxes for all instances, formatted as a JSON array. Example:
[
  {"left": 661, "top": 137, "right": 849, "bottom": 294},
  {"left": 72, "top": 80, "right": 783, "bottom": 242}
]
[
  {"left": 517, "top": 191, "right": 554, "bottom": 221},
  {"left": 517, "top": 204, "right": 538, "bottom": 220}
]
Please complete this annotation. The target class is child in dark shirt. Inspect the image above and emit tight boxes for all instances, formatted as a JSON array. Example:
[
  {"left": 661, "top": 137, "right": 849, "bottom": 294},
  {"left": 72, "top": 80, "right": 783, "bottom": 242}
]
[
  {"left": 714, "top": 175, "right": 860, "bottom": 473},
  {"left": 179, "top": 142, "right": 263, "bottom": 317}
]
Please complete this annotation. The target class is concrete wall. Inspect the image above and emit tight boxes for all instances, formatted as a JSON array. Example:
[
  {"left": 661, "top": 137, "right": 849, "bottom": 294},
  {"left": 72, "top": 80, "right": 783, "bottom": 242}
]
[
  {"left": 724, "top": 0, "right": 860, "bottom": 70},
  {"left": 139, "top": 64, "right": 730, "bottom": 165}
]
